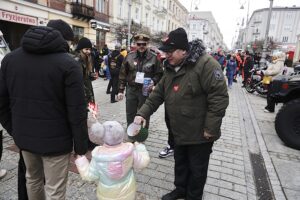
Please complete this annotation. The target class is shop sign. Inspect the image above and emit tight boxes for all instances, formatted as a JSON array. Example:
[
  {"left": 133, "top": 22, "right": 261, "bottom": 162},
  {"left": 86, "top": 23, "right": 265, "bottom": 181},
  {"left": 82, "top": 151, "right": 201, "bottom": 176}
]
[{"left": 0, "top": 10, "right": 37, "bottom": 26}]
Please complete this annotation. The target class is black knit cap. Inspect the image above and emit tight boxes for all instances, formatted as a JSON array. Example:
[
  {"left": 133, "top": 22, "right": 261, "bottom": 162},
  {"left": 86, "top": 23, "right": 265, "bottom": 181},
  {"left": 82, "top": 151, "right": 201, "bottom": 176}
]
[
  {"left": 159, "top": 27, "right": 189, "bottom": 52},
  {"left": 76, "top": 37, "right": 92, "bottom": 51},
  {"left": 47, "top": 19, "right": 74, "bottom": 41}
]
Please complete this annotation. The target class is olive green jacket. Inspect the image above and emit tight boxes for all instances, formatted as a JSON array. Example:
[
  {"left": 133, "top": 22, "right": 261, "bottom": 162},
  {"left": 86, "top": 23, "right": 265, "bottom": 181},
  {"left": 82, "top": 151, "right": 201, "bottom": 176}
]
[
  {"left": 137, "top": 40, "right": 229, "bottom": 145},
  {"left": 118, "top": 49, "right": 163, "bottom": 93}
]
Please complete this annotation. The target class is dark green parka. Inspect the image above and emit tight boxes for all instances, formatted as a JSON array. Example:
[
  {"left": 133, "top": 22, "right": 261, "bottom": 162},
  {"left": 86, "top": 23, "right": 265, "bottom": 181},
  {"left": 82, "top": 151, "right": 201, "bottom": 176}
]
[{"left": 137, "top": 40, "right": 229, "bottom": 145}]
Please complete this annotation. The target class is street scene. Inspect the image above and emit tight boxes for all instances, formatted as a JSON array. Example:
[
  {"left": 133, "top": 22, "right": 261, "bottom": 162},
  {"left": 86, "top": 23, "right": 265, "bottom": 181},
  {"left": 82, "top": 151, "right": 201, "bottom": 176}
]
[
  {"left": 1, "top": 77, "right": 300, "bottom": 200},
  {"left": 1, "top": 0, "right": 300, "bottom": 200}
]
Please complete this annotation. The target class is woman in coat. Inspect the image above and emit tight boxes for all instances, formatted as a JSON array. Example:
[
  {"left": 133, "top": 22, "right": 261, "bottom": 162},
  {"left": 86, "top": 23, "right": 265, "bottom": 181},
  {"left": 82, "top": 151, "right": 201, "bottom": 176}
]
[
  {"left": 262, "top": 51, "right": 285, "bottom": 113},
  {"left": 75, "top": 37, "right": 96, "bottom": 148}
]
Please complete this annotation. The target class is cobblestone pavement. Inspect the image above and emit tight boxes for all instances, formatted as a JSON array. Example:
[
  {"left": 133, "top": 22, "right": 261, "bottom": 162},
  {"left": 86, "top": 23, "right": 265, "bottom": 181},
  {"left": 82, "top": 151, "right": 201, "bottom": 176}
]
[{"left": 0, "top": 77, "right": 299, "bottom": 200}]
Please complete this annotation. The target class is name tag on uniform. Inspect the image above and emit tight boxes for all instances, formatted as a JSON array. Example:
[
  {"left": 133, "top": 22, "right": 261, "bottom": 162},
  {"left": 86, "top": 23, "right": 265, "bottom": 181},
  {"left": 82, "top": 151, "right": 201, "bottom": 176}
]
[{"left": 135, "top": 72, "right": 145, "bottom": 84}]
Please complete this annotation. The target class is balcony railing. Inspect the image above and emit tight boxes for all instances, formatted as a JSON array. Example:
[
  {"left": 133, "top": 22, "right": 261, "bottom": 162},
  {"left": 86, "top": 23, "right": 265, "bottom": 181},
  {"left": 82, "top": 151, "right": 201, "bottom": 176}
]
[
  {"left": 154, "top": 8, "right": 167, "bottom": 17},
  {"left": 70, "top": 2, "right": 94, "bottom": 20}
]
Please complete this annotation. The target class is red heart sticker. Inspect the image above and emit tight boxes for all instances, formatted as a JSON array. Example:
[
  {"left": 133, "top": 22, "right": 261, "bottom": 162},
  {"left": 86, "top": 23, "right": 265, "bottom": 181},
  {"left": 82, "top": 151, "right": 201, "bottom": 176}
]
[{"left": 173, "top": 85, "right": 179, "bottom": 92}]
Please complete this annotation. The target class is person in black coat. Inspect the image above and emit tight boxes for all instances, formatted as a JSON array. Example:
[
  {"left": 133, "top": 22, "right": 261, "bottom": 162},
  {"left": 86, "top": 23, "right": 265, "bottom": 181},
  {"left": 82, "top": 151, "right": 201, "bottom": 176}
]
[
  {"left": 108, "top": 44, "right": 124, "bottom": 103},
  {"left": 0, "top": 21, "right": 88, "bottom": 199},
  {"left": 242, "top": 51, "right": 254, "bottom": 86}
]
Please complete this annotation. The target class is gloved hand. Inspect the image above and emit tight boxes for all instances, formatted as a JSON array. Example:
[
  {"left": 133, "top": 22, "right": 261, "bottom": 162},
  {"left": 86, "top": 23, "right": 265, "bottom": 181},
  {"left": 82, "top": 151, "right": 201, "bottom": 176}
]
[
  {"left": 134, "top": 116, "right": 146, "bottom": 127},
  {"left": 117, "top": 93, "right": 124, "bottom": 101}
]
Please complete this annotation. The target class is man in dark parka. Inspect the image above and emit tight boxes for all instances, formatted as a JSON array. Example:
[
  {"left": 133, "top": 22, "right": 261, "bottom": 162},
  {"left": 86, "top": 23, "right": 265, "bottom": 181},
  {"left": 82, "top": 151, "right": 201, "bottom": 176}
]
[{"left": 134, "top": 28, "right": 229, "bottom": 200}]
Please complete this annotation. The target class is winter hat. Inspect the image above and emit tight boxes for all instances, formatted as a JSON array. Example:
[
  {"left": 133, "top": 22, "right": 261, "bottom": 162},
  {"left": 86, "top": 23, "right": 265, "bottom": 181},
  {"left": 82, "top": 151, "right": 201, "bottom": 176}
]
[
  {"left": 102, "top": 121, "right": 125, "bottom": 146},
  {"left": 159, "top": 27, "right": 189, "bottom": 52},
  {"left": 76, "top": 37, "right": 92, "bottom": 51},
  {"left": 47, "top": 19, "right": 74, "bottom": 41}
]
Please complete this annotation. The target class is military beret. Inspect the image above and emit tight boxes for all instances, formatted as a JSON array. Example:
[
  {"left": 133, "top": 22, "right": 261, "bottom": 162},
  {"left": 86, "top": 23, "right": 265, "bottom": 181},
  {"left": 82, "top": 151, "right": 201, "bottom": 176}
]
[{"left": 134, "top": 34, "right": 150, "bottom": 42}]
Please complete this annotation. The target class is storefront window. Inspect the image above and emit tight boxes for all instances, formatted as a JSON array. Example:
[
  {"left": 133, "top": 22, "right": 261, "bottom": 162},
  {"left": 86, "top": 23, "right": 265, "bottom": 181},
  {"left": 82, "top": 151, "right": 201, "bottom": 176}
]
[
  {"left": 73, "top": 26, "right": 84, "bottom": 43},
  {"left": 96, "top": 30, "right": 106, "bottom": 49}
]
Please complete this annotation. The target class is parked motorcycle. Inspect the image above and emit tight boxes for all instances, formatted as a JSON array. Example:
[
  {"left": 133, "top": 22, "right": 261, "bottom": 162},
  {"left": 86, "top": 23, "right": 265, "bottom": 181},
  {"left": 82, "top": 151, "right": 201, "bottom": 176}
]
[{"left": 245, "top": 65, "right": 270, "bottom": 95}]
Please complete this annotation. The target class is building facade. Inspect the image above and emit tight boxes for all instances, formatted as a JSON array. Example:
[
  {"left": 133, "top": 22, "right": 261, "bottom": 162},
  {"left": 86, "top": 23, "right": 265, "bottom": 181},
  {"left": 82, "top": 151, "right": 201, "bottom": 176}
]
[
  {"left": 236, "top": 6, "right": 300, "bottom": 53},
  {"left": 0, "top": 0, "right": 110, "bottom": 50},
  {"left": 187, "top": 11, "right": 225, "bottom": 52},
  {"left": 107, "top": 0, "right": 188, "bottom": 48},
  {"left": 166, "top": 0, "right": 188, "bottom": 33}
]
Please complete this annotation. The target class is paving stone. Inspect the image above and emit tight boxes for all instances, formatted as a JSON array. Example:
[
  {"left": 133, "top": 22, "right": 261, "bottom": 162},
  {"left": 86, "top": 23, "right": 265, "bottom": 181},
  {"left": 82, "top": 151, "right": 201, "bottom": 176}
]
[
  {"left": 219, "top": 188, "right": 247, "bottom": 200},
  {"left": 2, "top": 78, "right": 297, "bottom": 200}
]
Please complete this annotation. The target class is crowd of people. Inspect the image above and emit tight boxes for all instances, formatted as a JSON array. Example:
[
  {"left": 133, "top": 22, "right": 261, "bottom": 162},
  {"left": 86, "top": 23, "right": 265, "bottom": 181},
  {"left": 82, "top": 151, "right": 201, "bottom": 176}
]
[
  {"left": 210, "top": 48, "right": 287, "bottom": 114},
  {"left": 0, "top": 17, "right": 288, "bottom": 200}
]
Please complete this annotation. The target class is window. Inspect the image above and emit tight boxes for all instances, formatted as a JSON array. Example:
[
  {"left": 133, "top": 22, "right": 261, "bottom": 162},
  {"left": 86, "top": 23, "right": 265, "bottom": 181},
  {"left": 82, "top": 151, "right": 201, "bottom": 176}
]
[
  {"left": 271, "top": 13, "right": 276, "bottom": 19},
  {"left": 152, "top": 17, "right": 155, "bottom": 28},
  {"left": 284, "top": 25, "right": 291, "bottom": 31},
  {"left": 96, "top": 0, "right": 105, "bottom": 13},
  {"left": 96, "top": 30, "right": 106, "bottom": 48},
  {"left": 73, "top": 26, "right": 84, "bottom": 42},
  {"left": 193, "top": 24, "right": 196, "bottom": 30},
  {"left": 282, "top": 36, "right": 288, "bottom": 43},
  {"left": 118, "top": 0, "right": 123, "bottom": 17},
  {"left": 135, "top": 8, "right": 140, "bottom": 21},
  {"left": 145, "top": 13, "right": 148, "bottom": 26},
  {"left": 286, "top": 12, "right": 292, "bottom": 19},
  {"left": 72, "top": 0, "right": 93, "bottom": 6}
]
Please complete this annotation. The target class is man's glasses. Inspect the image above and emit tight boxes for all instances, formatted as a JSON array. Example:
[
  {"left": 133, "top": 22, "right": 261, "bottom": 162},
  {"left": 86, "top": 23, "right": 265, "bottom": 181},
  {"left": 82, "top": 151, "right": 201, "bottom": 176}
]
[
  {"left": 137, "top": 43, "right": 147, "bottom": 46},
  {"left": 165, "top": 49, "right": 176, "bottom": 54}
]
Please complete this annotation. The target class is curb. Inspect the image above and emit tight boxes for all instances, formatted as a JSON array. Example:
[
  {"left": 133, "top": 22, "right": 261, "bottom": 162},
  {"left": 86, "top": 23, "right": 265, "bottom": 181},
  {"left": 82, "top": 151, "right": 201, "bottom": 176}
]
[{"left": 242, "top": 88, "right": 286, "bottom": 200}]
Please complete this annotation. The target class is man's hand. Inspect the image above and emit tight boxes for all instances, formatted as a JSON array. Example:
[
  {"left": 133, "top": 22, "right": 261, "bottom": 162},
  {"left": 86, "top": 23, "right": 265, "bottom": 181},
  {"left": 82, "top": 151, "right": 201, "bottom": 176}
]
[
  {"left": 204, "top": 131, "right": 214, "bottom": 140},
  {"left": 117, "top": 93, "right": 124, "bottom": 101},
  {"left": 134, "top": 116, "right": 146, "bottom": 127},
  {"left": 149, "top": 80, "right": 155, "bottom": 92}
]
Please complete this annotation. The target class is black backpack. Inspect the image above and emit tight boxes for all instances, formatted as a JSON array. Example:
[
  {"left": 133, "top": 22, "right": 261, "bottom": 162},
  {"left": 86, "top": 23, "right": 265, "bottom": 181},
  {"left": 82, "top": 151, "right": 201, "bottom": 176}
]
[{"left": 109, "top": 54, "right": 120, "bottom": 75}]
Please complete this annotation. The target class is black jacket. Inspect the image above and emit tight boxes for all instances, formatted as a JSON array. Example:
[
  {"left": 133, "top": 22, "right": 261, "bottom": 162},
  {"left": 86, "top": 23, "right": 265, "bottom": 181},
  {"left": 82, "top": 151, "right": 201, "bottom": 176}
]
[
  {"left": 0, "top": 26, "right": 88, "bottom": 155},
  {"left": 108, "top": 50, "right": 124, "bottom": 77}
]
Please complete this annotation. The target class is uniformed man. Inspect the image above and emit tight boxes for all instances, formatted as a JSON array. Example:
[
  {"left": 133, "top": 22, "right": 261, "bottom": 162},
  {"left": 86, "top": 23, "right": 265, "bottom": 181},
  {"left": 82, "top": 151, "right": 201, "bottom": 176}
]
[
  {"left": 117, "top": 34, "right": 163, "bottom": 129},
  {"left": 134, "top": 28, "right": 229, "bottom": 200}
]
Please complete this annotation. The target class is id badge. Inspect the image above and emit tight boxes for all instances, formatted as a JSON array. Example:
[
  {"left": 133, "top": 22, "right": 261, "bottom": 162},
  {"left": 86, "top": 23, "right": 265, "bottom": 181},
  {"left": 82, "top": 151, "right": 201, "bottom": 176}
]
[{"left": 135, "top": 72, "right": 145, "bottom": 84}]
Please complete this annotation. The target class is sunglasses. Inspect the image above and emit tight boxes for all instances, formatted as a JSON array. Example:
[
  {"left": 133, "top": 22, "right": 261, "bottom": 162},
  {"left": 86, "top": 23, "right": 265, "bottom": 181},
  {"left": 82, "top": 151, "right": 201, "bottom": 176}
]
[{"left": 137, "top": 43, "right": 147, "bottom": 46}]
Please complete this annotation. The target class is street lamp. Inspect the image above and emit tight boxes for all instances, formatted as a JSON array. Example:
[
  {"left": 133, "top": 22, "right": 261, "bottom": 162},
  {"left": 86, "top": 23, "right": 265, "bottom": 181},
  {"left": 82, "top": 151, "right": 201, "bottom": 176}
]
[
  {"left": 190, "top": 0, "right": 200, "bottom": 12},
  {"left": 127, "top": 0, "right": 132, "bottom": 49},
  {"left": 260, "top": 0, "right": 274, "bottom": 67},
  {"left": 240, "top": 0, "right": 250, "bottom": 50}
]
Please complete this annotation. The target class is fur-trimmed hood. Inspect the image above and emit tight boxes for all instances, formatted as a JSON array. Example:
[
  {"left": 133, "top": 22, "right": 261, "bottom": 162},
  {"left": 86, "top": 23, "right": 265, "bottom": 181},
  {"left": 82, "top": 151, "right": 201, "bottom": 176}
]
[{"left": 186, "top": 39, "right": 206, "bottom": 64}]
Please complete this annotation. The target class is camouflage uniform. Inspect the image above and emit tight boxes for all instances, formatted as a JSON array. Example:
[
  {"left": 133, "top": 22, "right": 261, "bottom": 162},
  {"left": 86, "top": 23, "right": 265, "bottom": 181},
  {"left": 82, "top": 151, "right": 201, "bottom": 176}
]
[{"left": 119, "top": 49, "right": 162, "bottom": 128}]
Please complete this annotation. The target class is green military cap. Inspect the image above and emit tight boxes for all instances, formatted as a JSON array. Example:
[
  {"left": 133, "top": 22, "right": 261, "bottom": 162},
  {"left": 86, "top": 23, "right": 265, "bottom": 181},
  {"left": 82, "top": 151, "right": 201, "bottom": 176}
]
[{"left": 134, "top": 34, "right": 150, "bottom": 42}]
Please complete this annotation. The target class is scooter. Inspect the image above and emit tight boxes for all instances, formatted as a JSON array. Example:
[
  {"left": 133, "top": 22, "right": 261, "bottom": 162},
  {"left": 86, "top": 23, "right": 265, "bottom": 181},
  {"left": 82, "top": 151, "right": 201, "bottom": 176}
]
[{"left": 245, "top": 65, "right": 270, "bottom": 95}]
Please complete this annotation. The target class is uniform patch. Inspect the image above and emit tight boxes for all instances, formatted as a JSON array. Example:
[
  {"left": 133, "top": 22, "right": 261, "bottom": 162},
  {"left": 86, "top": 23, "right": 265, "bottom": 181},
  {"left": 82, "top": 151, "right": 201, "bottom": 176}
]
[
  {"left": 173, "top": 85, "right": 179, "bottom": 92},
  {"left": 214, "top": 69, "right": 224, "bottom": 81}
]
